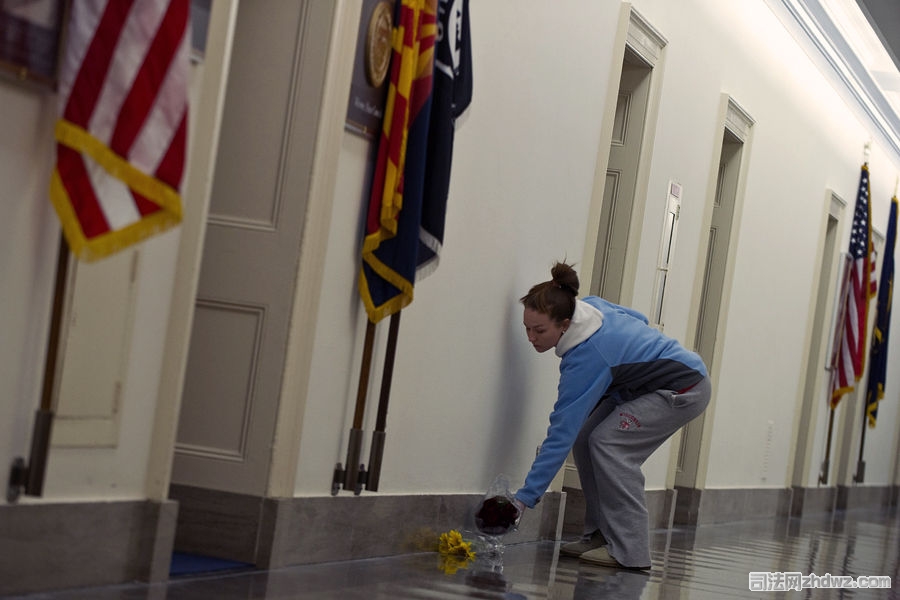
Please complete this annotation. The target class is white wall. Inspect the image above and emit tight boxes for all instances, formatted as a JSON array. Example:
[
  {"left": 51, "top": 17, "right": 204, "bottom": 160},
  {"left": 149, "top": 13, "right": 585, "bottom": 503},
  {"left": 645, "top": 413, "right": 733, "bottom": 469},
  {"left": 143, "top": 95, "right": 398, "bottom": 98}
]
[{"left": 296, "top": 0, "right": 900, "bottom": 498}]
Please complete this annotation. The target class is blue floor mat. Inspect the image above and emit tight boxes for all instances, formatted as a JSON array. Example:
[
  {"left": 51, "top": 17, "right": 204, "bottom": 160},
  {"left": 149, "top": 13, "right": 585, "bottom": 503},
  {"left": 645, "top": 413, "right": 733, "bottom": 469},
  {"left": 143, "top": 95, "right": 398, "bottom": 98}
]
[{"left": 169, "top": 552, "right": 253, "bottom": 576}]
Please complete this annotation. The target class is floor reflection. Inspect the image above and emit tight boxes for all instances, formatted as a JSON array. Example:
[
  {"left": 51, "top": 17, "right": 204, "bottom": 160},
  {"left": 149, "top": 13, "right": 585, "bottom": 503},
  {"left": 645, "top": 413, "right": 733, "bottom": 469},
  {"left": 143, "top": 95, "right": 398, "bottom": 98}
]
[{"left": 8, "top": 507, "right": 898, "bottom": 599}]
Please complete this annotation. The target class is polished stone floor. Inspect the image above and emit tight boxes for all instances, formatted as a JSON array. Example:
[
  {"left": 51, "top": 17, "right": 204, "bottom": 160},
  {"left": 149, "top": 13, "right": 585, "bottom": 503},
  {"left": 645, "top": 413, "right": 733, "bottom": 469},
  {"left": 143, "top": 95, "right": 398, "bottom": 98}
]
[{"left": 8, "top": 506, "right": 898, "bottom": 599}]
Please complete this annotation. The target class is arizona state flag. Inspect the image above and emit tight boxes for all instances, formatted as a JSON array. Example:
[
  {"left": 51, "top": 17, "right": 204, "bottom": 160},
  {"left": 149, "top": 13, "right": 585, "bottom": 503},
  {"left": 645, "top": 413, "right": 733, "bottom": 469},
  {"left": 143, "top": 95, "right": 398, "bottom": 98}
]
[
  {"left": 864, "top": 196, "right": 897, "bottom": 427},
  {"left": 359, "top": 0, "right": 437, "bottom": 323},
  {"left": 50, "top": 0, "right": 190, "bottom": 261}
]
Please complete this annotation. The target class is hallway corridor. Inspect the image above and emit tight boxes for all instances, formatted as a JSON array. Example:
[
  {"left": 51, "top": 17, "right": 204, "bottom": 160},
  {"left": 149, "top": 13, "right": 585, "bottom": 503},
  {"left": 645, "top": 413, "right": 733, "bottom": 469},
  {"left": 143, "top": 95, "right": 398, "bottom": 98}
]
[{"left": 6, "top": 505, "right": 897, "bottom": 599}]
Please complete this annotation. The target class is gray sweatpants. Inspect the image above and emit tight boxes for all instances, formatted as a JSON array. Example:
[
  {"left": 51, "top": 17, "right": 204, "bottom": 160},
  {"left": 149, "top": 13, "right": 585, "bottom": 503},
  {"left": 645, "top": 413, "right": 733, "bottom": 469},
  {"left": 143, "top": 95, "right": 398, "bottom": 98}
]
[{"left": 572, "top": 376, "right": 711, "bottom": 567}]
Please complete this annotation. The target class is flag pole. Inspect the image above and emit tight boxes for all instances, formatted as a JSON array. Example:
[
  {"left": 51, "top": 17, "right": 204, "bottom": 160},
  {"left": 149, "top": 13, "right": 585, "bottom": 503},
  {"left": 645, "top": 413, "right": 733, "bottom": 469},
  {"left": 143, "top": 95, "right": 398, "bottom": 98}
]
[
  {"left": 819, "top": 368, "right": 838, "bottom": 485},
  {"left": 338, "top": 319, "right": 377, "bottom": 494},
  {"left": 7, "top": 234, "right": 69, "bottom": 502},
  {"left": 365, "top": 310, "right": 401, "bottom": 492},
  {"left": 853, "top": 394, "right": 868, "bottom": 482},
  {"left": 819, "top": 408, "right": 835, "bottom": 485}
]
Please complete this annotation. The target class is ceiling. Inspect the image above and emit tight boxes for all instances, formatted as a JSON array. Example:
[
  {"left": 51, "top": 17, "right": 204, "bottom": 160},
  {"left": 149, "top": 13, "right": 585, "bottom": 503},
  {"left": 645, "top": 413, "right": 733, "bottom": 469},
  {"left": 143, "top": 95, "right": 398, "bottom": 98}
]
[
  {"left": 846, "top": 0, "right": 900, "bottom": 152},
  {"left": 776, "top": 0, "right": 900, "bottom": 155},
  {"left": 856, "top": 0, "right": 900, "bottom": 73}
]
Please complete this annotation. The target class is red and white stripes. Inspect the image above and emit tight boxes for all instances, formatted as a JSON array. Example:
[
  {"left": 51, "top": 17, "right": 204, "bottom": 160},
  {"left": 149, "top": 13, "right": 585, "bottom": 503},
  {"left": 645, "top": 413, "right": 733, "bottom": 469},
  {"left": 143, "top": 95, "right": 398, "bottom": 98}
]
[{"left": 51, "top": 0, "right": 189, "bottom": 260}]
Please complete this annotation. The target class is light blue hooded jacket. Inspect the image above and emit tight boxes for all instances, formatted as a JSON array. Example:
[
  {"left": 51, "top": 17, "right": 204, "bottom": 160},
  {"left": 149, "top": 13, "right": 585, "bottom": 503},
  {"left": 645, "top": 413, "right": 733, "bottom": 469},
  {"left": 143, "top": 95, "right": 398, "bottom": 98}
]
[{"left": 515, "top": 296, "right": 707, "bottom": 507}]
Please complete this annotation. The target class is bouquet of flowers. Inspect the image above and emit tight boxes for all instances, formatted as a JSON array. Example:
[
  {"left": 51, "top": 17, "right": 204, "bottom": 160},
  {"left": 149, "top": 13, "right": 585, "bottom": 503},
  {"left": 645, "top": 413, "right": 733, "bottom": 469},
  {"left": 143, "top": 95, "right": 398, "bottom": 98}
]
[
  {"left": 437, "top": 529, "right": 476, "bottom": 574},
  {"left": 439, "top": 529, "right": 476, "bottom": 559}
]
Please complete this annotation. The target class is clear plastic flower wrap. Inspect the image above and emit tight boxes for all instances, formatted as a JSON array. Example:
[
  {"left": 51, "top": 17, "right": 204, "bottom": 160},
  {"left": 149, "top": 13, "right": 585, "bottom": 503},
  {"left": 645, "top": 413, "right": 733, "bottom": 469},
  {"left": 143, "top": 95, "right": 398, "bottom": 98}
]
[{"left": 474, "top": 474, "right": 521, "bottom": 536}]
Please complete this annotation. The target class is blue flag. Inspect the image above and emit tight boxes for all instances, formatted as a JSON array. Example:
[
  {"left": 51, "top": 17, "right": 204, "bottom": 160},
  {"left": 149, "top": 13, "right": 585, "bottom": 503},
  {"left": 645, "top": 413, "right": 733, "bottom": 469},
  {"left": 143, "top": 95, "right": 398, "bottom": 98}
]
[
  {"left": 417, "top": 0, "right": 472, "bottom": 278},
  {"left": 864, "top": 196, "right": 897, "bottom": 427}
]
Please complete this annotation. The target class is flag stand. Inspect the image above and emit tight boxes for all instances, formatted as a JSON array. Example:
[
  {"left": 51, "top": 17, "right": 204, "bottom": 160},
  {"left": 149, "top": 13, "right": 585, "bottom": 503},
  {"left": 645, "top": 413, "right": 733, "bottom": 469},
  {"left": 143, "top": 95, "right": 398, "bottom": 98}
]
[
  {"left": 331, "top": 312, "right": 402, "bottom": 495},
  {"left": 6, "top": 234, "right": 69, "bottom": 503},
  {"left": 853, "top": 405, "right": 867, "bottom": 483},
  {"left": 334, "top": 320, "right": 377, "bottom": 495},
  {"left": 819, "top": 317, "right": 842, "bottom": 486},
  {"left": 332, "top": 0, "right": 470, "bottom": 497}
]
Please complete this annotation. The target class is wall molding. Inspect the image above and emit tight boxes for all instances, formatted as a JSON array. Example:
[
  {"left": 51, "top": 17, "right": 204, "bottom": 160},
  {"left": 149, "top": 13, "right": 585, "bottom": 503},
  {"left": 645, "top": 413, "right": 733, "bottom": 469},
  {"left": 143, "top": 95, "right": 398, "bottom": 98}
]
[{"left": 768, "top": 0, "right": 900, "bottom": 155}]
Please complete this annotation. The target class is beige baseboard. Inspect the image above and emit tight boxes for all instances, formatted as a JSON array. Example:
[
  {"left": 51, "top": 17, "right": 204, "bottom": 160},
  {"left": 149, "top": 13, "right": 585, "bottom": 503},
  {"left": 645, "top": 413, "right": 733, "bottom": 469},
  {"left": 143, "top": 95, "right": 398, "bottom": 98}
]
[
  {"left": 0, "top": 499, "right": 177, "bottom": 596},
  {"left": 170, "top": 485, "right": 565, "bottom": 570},
  {"left": 563, "top": 484, "right": 899, "bottom": 533}
]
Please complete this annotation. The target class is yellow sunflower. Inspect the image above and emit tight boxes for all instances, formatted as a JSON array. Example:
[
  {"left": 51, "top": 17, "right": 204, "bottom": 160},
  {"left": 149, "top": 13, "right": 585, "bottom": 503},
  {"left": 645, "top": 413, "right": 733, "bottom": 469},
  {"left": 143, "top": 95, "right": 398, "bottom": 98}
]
[{"left": 438, "top": 529, "right": 476, "bottom": 559}]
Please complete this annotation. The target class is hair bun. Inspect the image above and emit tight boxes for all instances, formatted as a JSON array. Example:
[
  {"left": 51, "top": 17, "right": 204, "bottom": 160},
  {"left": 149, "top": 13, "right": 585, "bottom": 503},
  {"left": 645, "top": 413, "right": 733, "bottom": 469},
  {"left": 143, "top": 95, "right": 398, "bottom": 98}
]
[{"left": 550, "top": 262, "right": 580, "bottom": 296}]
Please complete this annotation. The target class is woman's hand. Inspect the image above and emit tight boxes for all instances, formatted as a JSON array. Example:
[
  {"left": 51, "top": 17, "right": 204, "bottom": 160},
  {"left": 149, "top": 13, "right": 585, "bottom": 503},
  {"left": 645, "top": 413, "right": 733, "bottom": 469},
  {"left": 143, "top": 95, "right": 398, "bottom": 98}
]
[{"left": 513, "top": 498, "right": 526, "bottom": 521}]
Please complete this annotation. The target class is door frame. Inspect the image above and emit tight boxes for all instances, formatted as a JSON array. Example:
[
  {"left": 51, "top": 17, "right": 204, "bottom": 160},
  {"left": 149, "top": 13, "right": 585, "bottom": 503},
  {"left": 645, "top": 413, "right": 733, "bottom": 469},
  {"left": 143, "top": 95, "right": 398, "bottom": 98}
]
[
  {"left": 666, "top": 94, "right": 755, "bottom": 490},
  {"left": 580, "top": 6, "right": 667, "bottom": 306},
  {"left": 787, "top": 192, "right": 845, "bottom": 494}
]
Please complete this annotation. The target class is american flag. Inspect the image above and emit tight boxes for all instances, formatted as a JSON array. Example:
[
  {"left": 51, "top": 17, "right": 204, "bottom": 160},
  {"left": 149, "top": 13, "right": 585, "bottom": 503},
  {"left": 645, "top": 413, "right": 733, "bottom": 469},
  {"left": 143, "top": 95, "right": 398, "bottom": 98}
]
[
  {"left": 831, "top": 165, "right": 877, "bottom": 408},
  {"left": 50, "top": 0, "right": 190, "bottom": 261}
]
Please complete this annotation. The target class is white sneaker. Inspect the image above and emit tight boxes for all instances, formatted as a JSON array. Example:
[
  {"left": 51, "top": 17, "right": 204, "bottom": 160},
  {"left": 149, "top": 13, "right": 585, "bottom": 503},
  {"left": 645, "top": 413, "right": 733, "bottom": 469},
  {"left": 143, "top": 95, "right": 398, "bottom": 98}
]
[{"left": 559, "top": 530, "right": 607, "bottom": 557}]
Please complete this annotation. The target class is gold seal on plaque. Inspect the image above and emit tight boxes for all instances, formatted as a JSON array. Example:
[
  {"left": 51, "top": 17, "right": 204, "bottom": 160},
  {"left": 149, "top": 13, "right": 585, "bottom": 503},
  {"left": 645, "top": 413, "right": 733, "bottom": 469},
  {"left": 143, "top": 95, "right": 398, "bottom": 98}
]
[{"left": 365, "top": 1, "right": 393, "bottom": 88}]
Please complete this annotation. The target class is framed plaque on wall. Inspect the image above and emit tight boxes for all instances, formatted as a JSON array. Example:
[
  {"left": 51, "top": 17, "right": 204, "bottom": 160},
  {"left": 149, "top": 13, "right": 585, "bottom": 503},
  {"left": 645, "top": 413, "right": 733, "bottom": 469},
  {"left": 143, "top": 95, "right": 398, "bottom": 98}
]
[
  {"left": 345, "top": 0, "right": 395, "bottom": 139},
  {"left": 0, "top": 0, "right": 66, "bottom": 88}
]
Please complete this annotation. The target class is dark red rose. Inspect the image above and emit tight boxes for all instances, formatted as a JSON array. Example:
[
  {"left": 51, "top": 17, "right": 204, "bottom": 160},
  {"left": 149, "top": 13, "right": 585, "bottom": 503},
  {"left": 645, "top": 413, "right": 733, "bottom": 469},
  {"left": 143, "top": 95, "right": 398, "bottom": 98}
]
[{"left": 475, "top": 495, "right": 519, "bottom": 535}]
